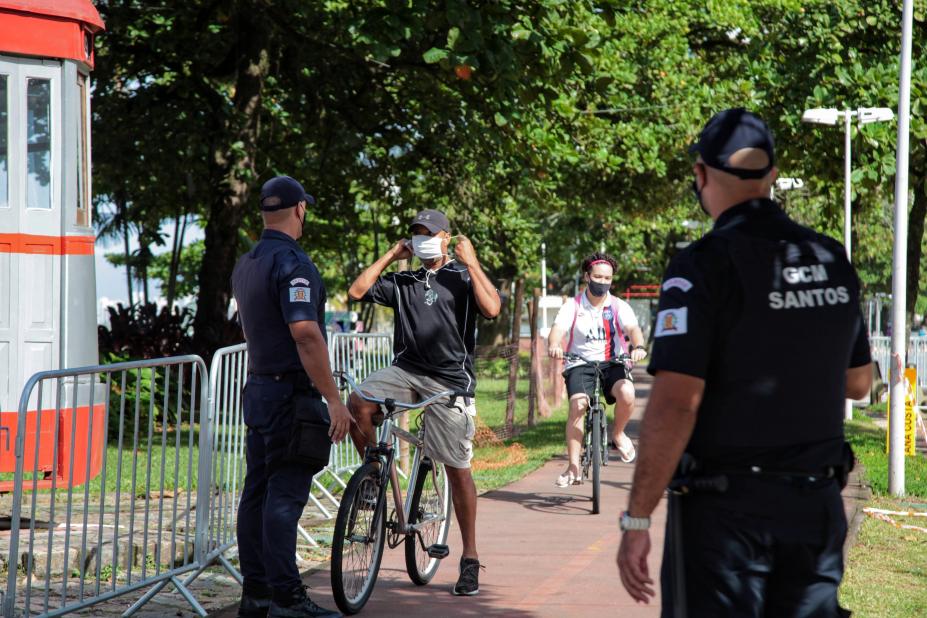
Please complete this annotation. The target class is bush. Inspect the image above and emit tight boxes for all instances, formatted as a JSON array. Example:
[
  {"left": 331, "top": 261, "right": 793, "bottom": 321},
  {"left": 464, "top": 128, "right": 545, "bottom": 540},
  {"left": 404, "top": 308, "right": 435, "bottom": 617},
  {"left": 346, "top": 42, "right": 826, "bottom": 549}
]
[
  {"left": 475, "top": 351, "right": 531, "bottom": 380},
  {"left": 99, "top": 303, "right": 196, "bottom": 361},
  {"left": 98, "top": 303, "right": 198, "bottom": 439}
]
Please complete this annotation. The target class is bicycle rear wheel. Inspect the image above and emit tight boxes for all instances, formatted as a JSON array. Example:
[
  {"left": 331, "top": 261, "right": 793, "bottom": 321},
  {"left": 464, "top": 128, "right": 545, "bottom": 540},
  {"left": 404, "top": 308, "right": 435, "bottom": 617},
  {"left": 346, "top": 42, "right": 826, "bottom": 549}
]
[
  {"left": 591, "top": 408, "right": 602, "bottom": 515},
  {"left": 405, "top": 457, "right": 452, "bottom": 584},
  {"left": 331, "top": 462, "right": 387, "bottom": 615}
]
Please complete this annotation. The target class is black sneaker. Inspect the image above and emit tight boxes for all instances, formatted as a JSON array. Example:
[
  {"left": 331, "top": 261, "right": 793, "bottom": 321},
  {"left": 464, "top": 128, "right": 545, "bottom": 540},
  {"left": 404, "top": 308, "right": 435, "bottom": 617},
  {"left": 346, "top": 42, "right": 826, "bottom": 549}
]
[
  {"left": 452, "top": 557, "right": 482, "bottom": 596},
  {"left": 238, "top": 594, "right": 271, "bottom": 618},
  {"left": 268, "top": 586, "right": 341, "bottom": 618}
]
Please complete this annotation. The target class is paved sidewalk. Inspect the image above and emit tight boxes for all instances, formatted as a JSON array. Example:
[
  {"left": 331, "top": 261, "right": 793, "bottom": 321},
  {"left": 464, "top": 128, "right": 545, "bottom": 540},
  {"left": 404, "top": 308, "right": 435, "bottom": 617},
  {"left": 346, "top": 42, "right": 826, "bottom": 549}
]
[
  {"left": 206, "top": 370, "right": 869, "bottom": 617},
  {"left": 213, "top": 373, "right": 662, "bottom": 617}
]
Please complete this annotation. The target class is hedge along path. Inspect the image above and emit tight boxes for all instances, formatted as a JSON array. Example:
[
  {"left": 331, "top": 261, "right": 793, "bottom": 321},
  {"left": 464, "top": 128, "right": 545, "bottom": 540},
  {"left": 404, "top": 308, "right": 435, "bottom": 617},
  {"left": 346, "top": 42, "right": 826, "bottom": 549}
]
[{"left": 471, "top": 416, "right": 527, "bottom": 471}]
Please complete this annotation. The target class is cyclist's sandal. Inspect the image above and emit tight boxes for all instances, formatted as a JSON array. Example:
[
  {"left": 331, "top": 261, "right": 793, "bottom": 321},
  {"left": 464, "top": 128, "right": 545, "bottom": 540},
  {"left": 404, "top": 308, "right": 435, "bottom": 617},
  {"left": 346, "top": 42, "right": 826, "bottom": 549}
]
[
  {"left": 452, "top": 557, "right": 483, "bottom": 596},
  {"left": 610, "top": 434, "right": 637, "bottom": 463},
  {"left": 555, "top": 471, "right": 582, "bottom": 487}
]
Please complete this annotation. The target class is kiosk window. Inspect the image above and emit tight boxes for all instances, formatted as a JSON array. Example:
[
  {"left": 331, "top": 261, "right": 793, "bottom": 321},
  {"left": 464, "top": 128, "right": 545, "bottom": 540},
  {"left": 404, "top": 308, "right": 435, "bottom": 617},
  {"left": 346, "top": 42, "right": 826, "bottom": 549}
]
[
  {"left": 76, "top": 74, "right": 89, "bottom": 226},
  {"left": 26, "top": 78, "right": 51, "bottom": 210},
  {"left": 0, "top": 75, "right": 7, "bottom": 209}
]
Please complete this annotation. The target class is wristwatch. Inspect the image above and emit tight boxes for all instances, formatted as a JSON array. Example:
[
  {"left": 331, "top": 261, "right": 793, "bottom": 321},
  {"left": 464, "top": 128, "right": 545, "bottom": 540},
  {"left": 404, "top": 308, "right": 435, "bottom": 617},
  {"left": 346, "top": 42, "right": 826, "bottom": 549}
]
[
  {"left": 619, "top": 511, "right": 651, "bottom": 531},
  {"left": 631, "top": 345, "right": 647, "bottom": 352}
]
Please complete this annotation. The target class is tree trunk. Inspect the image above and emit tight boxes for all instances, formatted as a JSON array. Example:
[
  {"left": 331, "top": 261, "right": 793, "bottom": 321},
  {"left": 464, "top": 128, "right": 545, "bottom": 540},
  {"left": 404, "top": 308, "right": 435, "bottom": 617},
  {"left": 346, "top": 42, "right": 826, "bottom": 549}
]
[
  {"left": 193, "top": 17, "right": 271, "bottom": 356},
  {"left": 906, "top": 156, "right": 927, "bottom": 327},
  {"left": 477, "top": 276, "right": 512, "bottom": 346},
  {"left": 504, "top": 277, "right": 525, "bottom": 434},
  {"left": 166, "top": 212, "right": 183, "bottom": 311},
  {"left": 527, "top": 290, "right": 539, "bottom": 427},
  {"left": 119, "top": 195, "right": 133, "bottom": 310}
]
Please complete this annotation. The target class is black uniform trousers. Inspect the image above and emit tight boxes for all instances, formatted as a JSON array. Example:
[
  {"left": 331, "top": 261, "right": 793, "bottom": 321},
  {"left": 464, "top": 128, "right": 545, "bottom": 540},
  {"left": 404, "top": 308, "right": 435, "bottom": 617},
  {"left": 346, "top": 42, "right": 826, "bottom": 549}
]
[
  {"left": 237, "top": 375, "right": 327, "bottom": 600},
  {"left": 661, "top": 475, "right": 850, "bottom": 617}
]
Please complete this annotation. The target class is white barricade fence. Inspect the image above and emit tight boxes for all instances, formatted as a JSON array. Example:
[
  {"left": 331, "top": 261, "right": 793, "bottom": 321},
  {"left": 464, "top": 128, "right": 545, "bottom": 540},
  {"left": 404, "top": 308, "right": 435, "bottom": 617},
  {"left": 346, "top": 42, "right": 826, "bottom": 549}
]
[
  {"left": 871, "top": 335, "right": 891, "bottom": 386},
  {"left": 326, "top": 333, "right": 393, "bottom": 478},
  {"left": 909, "top": 337, "right": 927, "bottom": 394},
  {"left": 178, "top": 344, "right": 249, "bottom": 589},
  {"left": 2, "top": 356, "right": 211, "bottom": 618},
  {"left": 869, "top": 335, "right": 927, "bottom": 398},
  {"left": 1, "top": 335, "right": 395, "bottom": 617}
]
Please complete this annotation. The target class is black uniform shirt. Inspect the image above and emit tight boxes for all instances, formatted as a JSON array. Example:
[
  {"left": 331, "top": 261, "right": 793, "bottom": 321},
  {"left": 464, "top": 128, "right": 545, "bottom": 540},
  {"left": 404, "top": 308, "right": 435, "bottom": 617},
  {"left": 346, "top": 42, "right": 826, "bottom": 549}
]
[
  {"left": 232, "top": 229, "right": 327, "bottom": 374},
  {"left": 648, "top": 199, "right": 871, "bottom": 471},
  {"left": 363, "top": 261, "right": 481, "bottom": 393}
]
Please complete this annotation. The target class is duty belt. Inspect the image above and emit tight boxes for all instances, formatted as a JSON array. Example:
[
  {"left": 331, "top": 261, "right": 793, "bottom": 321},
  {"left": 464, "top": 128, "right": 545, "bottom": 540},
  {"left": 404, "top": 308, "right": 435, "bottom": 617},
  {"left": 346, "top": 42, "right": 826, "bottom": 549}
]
[{"left": 248, "top": 370, "right": 321, "bottom": 396}]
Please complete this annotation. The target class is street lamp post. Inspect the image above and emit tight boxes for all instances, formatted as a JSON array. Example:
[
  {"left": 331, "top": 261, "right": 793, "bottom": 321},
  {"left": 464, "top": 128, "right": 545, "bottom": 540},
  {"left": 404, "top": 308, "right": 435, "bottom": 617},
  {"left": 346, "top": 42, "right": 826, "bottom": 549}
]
[
  {"left": 802, "top": 106, "right": 894, "bottom": 422},
  {"left": 801, "top": 107, "right": 895, "bottom": 262}
]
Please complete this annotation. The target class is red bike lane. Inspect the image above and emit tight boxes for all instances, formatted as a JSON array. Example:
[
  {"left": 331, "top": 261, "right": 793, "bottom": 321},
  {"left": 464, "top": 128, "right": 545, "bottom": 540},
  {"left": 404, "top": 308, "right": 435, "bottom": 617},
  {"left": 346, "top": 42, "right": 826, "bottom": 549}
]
[{"left": 301, "top": 373, "right": 662, "bottom": 617}]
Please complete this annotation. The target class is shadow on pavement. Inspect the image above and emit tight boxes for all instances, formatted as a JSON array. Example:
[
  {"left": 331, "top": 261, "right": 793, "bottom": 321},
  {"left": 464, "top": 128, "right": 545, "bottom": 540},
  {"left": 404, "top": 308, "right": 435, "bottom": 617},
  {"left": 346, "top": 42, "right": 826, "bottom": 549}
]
[
  {"left": 481, "top": 488, "right": 599, "bottom": 516},
  {"left": 349, "top": 566, "right": 538, "bottom": 617}
]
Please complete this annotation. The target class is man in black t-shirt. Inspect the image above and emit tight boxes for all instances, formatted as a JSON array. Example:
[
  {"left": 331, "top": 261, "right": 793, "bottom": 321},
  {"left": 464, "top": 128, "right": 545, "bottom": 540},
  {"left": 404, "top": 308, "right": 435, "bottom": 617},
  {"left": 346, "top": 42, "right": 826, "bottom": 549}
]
[
  {"left": 348, "top": 209, "right": 501, "bottom": 597},
  {"left": 616, "top": 110, "right": 872, "bottom": 616}
]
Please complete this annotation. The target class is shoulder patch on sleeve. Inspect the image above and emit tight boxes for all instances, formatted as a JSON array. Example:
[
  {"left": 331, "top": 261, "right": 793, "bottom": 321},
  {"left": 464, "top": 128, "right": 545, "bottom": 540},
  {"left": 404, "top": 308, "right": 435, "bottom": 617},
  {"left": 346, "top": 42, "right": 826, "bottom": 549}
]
[
  {"left": 289, "top": 287, "right": 311, "bottom": 303},
  {"left": 654, "top": 307, "right": 688, "bottom": 337},
  {"left": 290, "top": 277, "right": 310, "bottom": 286},
  {"left": 662, "top": 277, "right": 693, "bottom": 293}
]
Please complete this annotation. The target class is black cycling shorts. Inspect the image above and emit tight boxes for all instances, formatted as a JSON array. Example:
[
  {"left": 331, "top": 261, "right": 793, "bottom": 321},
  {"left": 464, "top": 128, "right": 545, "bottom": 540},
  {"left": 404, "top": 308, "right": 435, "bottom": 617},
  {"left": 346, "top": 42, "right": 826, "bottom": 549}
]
[{"left": 563, "top": 362, "right": 632, "bottom": 405}]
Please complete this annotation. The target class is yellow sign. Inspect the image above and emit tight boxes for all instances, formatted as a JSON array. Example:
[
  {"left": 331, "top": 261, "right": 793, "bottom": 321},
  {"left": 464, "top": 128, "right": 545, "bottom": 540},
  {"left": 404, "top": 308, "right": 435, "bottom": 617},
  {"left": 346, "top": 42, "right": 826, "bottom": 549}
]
[{"left": 886, "top": 367, "right": 917, "bottom": 457}]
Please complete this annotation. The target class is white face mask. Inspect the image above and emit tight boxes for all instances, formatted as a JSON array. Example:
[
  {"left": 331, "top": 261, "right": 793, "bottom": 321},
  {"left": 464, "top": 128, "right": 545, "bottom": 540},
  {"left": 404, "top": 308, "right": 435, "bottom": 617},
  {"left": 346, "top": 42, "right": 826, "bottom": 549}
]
[{"left": 411, "top": 235, "right": 445, "bottom": 260}]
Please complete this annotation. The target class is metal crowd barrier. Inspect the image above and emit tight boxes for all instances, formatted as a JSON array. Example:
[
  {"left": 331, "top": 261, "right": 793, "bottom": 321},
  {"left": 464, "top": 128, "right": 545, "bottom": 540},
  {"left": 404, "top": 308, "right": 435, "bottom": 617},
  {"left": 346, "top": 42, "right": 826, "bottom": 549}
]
[
  {"left": 870, "top": 335, "right": 927, "bottom": 395},
  {"left": 2, "top": 355, "right": 210, "bottom": 618},
  {"left": 1, "top": 335, "right": 394, "bottom": 617},
  {"left": 326, "top": 332, "right": 393, "bottom": 477},
  {"left": 178, "top": 343, "right": 249, "bottom": 590}
]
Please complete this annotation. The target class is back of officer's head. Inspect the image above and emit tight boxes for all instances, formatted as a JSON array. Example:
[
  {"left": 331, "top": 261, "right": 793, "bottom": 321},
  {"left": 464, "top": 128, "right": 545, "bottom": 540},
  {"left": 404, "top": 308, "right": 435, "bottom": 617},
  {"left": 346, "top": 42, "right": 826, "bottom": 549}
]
[
  {"left": 259, "top": 175, "right": 315, "bottom": 235},
  {"left": 690, "top": 109, "right": 778, "bottom": 216}
]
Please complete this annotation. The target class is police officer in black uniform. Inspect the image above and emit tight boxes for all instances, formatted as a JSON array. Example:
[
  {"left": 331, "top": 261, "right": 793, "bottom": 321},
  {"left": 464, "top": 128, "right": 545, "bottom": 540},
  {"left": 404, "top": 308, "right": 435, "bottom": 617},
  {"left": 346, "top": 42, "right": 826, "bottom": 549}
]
[
  {"left": 232, "top": 176, "right": 349, "bottom": 618},
  {"left": 616, "top": 109, "right": 873, "bottom": 616}
]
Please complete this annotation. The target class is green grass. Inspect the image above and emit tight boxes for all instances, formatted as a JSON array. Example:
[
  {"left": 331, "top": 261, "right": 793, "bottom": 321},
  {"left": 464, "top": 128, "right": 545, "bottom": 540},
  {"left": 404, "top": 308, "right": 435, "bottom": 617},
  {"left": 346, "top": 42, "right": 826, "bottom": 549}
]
[
  {"left": 846, "top": 411, "right": 927, "bottom": 497},
  {"left": 840, "top": 408, "right": 927, "bottom": 615},
  {"left": 841, "top": 496, "right": 927, "bottom": 616},
  {"left": 471, "top": 376, "right": 569, "bottom": 493}
]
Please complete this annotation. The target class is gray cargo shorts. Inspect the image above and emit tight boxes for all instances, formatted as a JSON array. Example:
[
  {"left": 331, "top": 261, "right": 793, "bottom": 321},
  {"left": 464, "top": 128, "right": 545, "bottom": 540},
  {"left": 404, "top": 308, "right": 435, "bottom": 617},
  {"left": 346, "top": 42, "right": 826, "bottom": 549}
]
[{"left": 358, "top": 365, "right": 475, "bottom": 469}]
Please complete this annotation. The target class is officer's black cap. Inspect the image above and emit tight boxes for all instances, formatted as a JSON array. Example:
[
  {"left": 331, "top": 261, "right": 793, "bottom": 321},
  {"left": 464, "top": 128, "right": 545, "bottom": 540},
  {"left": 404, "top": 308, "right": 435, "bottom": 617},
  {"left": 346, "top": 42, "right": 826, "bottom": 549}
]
[
  {"left": 409, "top": 209, "right": 450, "bottom": 234},
  {"left": 689, "top": 108, "right": 775, "bottom": 180},
  {"left": 259, "top": 175, "right": 316, "bottom": 211}
]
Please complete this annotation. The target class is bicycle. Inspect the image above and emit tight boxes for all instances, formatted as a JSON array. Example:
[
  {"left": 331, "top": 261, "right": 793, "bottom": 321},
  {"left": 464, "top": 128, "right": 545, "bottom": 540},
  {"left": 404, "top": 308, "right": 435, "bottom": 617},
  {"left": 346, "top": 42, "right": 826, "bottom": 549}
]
[
  {"left": 563, "top": 352, "right": 632, "bottom": 515},
  {"left": 329, "top": 371, "right": 471, "bottom": 615}
]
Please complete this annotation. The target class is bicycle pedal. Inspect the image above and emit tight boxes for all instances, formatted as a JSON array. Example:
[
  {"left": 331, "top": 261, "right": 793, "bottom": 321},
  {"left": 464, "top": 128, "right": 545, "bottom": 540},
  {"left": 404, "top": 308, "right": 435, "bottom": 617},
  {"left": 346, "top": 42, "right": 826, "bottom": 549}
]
[{"left": 426, "top": 544, "right": 450, "bottom": 559}]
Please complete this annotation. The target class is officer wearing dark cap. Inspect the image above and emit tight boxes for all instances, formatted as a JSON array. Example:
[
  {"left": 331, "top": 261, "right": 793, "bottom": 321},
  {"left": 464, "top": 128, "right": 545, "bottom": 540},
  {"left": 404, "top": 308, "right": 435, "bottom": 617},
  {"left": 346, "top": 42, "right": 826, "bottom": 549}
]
[
  {"left": 616, "top": 109, "right": 873, "bottom": 616},
  {"left": 232, "top": 175, "right": 348, "bottom": 618}
]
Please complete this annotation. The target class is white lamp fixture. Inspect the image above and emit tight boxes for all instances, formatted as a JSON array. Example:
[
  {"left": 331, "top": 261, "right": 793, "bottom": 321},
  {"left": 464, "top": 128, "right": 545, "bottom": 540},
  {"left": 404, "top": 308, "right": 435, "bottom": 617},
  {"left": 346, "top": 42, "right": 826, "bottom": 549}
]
[
  {"left": 802, "top": 105, "right": 894, "bottom": 422},
  {"left": 775, "top": 177, "right": 805, "bottom": 191}
]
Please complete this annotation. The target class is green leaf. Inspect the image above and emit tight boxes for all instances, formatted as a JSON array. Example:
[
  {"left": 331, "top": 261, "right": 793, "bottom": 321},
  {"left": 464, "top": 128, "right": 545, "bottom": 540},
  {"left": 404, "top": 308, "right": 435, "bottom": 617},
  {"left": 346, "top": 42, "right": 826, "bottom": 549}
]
[
  {"left": 494, "top": 112, "right": 508, "bottom": 127},
  {"left": 423, "top": 48, "right": 449, "bottom": 64}
]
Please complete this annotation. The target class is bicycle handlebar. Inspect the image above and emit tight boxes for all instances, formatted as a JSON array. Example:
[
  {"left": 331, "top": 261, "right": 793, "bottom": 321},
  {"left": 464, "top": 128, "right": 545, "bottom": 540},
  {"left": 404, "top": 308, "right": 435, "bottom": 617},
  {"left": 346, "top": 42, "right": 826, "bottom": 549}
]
[
  {"left": 563, "top": 352, "right": 631, "bottom": 365},
  {"left": 334, "top": 370, "right": 473, "bottom": 411}
]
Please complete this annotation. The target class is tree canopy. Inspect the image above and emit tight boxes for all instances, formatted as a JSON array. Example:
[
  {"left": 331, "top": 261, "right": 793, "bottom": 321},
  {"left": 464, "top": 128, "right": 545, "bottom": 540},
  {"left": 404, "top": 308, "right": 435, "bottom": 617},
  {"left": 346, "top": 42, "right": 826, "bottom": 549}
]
[{"left": 91, "top": 0, "right": 927, "bottom": 351}]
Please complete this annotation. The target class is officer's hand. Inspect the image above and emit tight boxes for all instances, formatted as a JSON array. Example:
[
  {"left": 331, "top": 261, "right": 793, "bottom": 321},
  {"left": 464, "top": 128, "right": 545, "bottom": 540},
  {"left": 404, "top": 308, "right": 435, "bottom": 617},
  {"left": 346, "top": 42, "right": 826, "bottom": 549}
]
[
  {"left": 453, "top": 236, "right": 478, "bottom": 267},
  {"left": 617, "top": 530, "right": 655, "bottom": 604},
  {"left": 328, "top": 401, "right": 354, "bottom": 443},
  {"left": 390, "top": 239, "right": 413, "bottom": 262},
  {"left": 548, "top": 345, "right": 564, "bottom": 359},
  {"left": 630, "top": 347, "right": 648, "bottom": 363}
]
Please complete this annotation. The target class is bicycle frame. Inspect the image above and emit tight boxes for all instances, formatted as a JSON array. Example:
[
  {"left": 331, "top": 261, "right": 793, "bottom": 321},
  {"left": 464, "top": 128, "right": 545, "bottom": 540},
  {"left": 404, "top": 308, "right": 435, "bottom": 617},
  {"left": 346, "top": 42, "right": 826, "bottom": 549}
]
[{"left": 364, "top": 412, "right": 438, "bottom": 538}]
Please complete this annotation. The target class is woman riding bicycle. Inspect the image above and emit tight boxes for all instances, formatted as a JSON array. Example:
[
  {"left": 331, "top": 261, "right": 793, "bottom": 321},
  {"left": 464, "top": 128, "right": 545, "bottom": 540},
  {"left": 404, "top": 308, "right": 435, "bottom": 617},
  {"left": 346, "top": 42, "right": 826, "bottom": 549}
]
[{"left": 547, "top": 252, "right": 648, "bottom": 487}]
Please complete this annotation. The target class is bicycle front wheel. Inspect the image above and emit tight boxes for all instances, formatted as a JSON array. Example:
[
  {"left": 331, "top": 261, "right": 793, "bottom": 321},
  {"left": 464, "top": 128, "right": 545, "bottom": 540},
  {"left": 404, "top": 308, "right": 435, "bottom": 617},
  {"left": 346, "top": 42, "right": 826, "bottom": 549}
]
[
  {"left": 591, "top": 409, "right": 602, "bottom": 515},
  {"left": 405, "top": 457, "right": 452, "bottom": 585},
  {"left": 331, "top": 462, "right": 387, "bottom": 615}
]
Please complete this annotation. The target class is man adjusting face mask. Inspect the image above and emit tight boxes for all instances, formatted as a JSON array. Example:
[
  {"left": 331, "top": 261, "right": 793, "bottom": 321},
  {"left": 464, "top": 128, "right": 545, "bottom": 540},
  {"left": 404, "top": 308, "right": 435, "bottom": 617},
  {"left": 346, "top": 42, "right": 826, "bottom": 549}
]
[{"left": 412, "top": 234, "right": 445, "bottom": 261}]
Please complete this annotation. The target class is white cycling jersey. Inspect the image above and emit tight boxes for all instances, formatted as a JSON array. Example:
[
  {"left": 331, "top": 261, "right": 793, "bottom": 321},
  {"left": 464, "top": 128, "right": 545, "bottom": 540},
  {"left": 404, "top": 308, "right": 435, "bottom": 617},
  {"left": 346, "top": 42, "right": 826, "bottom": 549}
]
[{"left": 553, "top": 291, "right": 639, "bottom": 371}]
